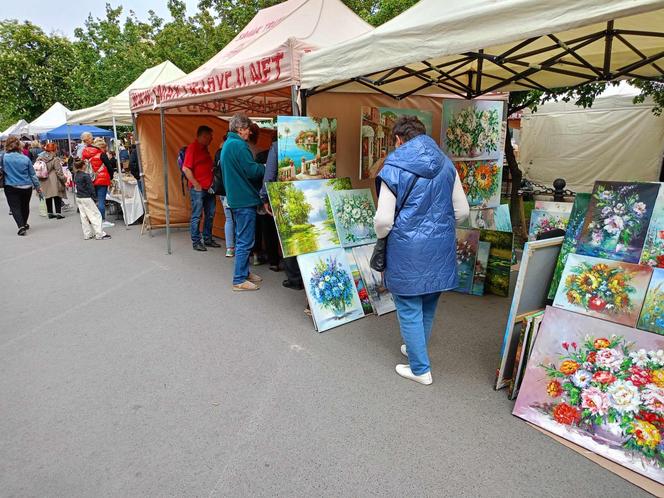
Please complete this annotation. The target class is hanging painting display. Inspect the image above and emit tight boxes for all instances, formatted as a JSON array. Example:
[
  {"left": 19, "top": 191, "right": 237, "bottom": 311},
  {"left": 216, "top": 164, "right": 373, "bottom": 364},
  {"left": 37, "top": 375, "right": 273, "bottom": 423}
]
[
  {"left": 328, "top": 189, "right": 377, "bottom": 247},
  {"left": 480, "top": 229, "right": 513, "bottom": 297},
  {"left": 471, "top": 241, "right": 491, "bottom": 296},
  {"left": 455, "top": 228, "right": 481, "bottom": 294},
  {"left": 514, "top": 306, "right": 664, "bottom": 485},
  {"left": 576, "top": 181, "right": 661, "bottom": 263},
  {"left": 441, "top": 100, "right": 504, "bottom": 161},
  {"left": 360, "top": 106, "right": 433, "bottom": 179},
  {"left": 553, "top": 253, "right": 653, "bottom": 328},
  {"left": 638, "top": 268, "right": 664, "bottom": 335},
  {"left": 461, "top": 204, "right": 512, "bottom": 232},
  {"left": 547, "top": 193, "right": 592, "bottom": 301},
  {"left": 266, "top": 178, "right": 352, "bottom": 258},
  {"left": 298, "top": 248, "right": 365, "bottom": 332},
  {"left": 528, "top": 200, "right": 574, "bottom": 241},
  {"left": 277, "top": 116, "right": 337, "bottom": 181},
  {"left": 351, "top": 244, "right": 396, "bottom": 315},
  {"left": 454, "top": 160, "right": 503, "bottom": 208},
  {"left": 640, "top": 187, "right": 664, "bottom": 268}
]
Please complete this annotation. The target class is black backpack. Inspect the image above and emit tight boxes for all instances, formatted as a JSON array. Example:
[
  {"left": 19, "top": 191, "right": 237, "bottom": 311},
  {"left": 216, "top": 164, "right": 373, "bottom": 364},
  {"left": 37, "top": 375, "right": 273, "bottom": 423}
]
[
  {"left": 177, "top": 146, "right": 187, "bottom": 194},
  {"left": 212, "top": 148, "right": 225, "bottom": 196}
]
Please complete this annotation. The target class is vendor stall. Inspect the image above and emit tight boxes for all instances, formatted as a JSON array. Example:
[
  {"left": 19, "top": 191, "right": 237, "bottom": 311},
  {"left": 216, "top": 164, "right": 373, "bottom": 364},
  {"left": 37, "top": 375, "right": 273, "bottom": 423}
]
[
  {"left": 0, "top": 119, "right": 29, "bottom": 139},
  {"left": 26, "top": 102, "right": 70, "bottom": 137},
  {"left": 107, "top": 173, "right": 144, "bottom": 225}
]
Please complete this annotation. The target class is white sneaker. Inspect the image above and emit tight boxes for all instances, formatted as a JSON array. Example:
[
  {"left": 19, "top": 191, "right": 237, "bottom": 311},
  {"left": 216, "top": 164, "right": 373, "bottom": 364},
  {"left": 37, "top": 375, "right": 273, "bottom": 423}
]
[
  {"left": 400, "top": 345, "right": 408, "bottom": 358},
  {"left": 102, "top": 221, "right": 115, "bottom": 228},
  {"left": 395, "top": 364, "right": 432, "bottom": 385}
]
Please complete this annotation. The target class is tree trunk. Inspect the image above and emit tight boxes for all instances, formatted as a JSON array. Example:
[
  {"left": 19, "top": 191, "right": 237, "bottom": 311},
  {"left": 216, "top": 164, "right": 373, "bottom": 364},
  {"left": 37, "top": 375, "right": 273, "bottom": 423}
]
[{"left": 505, "top": 126, "right": 522, "bottom": 229}]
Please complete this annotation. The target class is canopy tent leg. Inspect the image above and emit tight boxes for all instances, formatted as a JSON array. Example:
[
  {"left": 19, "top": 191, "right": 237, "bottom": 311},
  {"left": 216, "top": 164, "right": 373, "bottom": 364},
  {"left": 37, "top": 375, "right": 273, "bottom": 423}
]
[
  {"left": 131, "top": 113, "right": 153, "bottom": 237},
  {"left": 112, "top": 116, "right": 129, "bottom": 229},
  {"left": 66, "top": 125, "right": 72, "bottom": 158},
  {"left": 159, "top": 107, "right": 172, "bottom": 255},
  {"left": 291, "top": 85, "right": 301, "bottom": 116}
]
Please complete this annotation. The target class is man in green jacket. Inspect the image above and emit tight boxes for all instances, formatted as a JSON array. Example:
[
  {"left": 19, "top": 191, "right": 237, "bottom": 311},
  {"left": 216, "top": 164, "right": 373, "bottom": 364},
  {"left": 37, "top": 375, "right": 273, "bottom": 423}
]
[{"left": 221, "top": 113, "right": 266, "bottom": 291}]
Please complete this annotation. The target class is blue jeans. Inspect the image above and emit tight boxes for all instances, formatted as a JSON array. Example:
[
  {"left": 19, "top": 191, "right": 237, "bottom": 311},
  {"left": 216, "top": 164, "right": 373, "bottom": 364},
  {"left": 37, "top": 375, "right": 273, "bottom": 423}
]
[
  {"left": 95, "top": 186, "right": 108, "bottom": 220},
  {"left": 189, "top": 189, "right": 216, "bottom": 245},
  {"left": 221, "top": 198, "right": 235, "bottom": 249},
  {"left": 231, "top": 207, "right": 257, "bottom": 285},
  {"left": 392, "top": 292, "right": 441, "bottom": 375}
]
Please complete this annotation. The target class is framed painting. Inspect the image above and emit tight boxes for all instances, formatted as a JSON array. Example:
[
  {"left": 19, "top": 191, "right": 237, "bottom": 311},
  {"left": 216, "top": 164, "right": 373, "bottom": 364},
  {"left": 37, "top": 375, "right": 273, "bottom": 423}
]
[
  {"left": 514, "top": 306, "right": 664, "bottom": 485},
  {"left": 577, "top": 181, "right": 661, "bottom": 263},
  {"left": 480, "top": 229, "right": 513, "bottom": 297},
  {"left": 638, "top": 268, "right": 664, "bottom": 335},
  {"left": 454, "top": 161, "right": 503, "bottom": 208},
  {"left": 553, "top": 253, "right": 653, "bottom": 328},
  {"left": 442, "top": 99, "right": 504, "bottom": 161},
  {"left": 266, "top": 178, "right": 352, "bottom": 258},
  {"left": 351, "top": 244, "right": 396, "bottom": 315},
  {"left": 455, "top": 228, "right": 481, "bottom": 294},
  {"left": 360, "top": 106, "right": 433, "bottom": 179},
  {"left": 277, "top": 116, "right": 337, "bottom": 181},
  {"left": 547, "top": 193, "right": 592, "bottom": 300},
  {"left": 470, "top": 241, "right": 491, "bottom": 296},
  {"left": 328, "top": 189, "right": 377, "bottom": 248},
  {"left": 298, "top": 248, "right": 365, "bottom": 332},
  {"left": 345, "top": 248, "right": 374, "bottom": 316},
  {"left": 528, "top": 200, "right": 574, "bottom": 241},
  {"left": 461, "top": 204, "right": 512, "bottom": 232},
  {"left": 640, "top": 185, "right": 664, "bottom": 268}
]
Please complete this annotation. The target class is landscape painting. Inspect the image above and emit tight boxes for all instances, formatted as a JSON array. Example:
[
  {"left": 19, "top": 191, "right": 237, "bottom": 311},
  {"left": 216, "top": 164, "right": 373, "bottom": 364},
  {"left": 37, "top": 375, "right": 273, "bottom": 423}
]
[
  {"left": 528, "top": 200, "right": 574, "bottom": 241},
  {"left": 328, "top": 189, "right": 377, "bottom": 248},
  {"left": 266, "top": 178, "right": 352, "bottom": 258},
  {"left": 480, "top": 229, "right": 513, "bottom": 297},
  {"left": 345, "top": 248, "right": 374, "bottom": 316},
  {"left": 352, "top": 244, "right": 396, "bottom": 315},
  {"left": 577, "top": 181, "right": 660, "bottom": 263},
  {"left": 553, "top": 253, "right": 653, "bottom": 328},
  {"left": 640, "top": 186, "right": 664, "bottom": 268},
  {"left": 461, "top": 204, "right": 512, "bottom": 232},
  {"left": 454, "top": 160, "right": 503, "bottom": 208},
  {"left": 298, "top": 248, "right": 365, "bottom": 332},
  {"left": 455, "top": 228, "right": 481, "bottom": 294},
  {"left": 471, "top": 241, "right": 491, "bottom": 296},
  {"left": 277, "top": 116, "right": 337, "bottom": 181},
  {"left": 442, "top": 100, "right": 504, "bottom": 161},
  {"left": 638, "top": 268, "right": 664, "bottom": 335},
  {"left": 514, "top": 306, "right": 664, "bottom": 485},
  {"left": 360, "top": 106, "right": 433, "bottom": 179}
]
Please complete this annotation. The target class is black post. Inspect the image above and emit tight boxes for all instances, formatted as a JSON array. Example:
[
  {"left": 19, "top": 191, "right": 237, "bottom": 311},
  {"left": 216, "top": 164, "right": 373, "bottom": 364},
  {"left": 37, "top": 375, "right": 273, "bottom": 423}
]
[{"left": 553, "top": 178, "right": 566, "bottom": 202}]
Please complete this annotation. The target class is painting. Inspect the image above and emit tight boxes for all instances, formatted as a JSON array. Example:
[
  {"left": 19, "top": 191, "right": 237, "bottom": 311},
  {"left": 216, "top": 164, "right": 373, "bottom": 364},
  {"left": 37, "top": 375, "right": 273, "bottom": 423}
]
[
  {"left": 638, "top": 268, "right": 664, "bottom": 335},
  {"left": 553, "top": 253, "right": 653, "bottom": 328},
  {"left": 547, "top": 194, "right": 592, "bottom": 301},
  {"left": 360, "top": 106, "right": 433, "bottom": 179},
  {"left": 640, "top": 186, "right": 664, "bottom": 268},
  {"left": 442, "top": 99, "right": 504, "bottom": 161},
  {"left": 528, "top": 200, "right": 574, "bottom": 241},
  {"left": 461, "top": 204, "right": 512, "bottom": 232},
  {"left": 480, "top": 229, "right": 513, "bottom": 297},
  {"left": 455, "top": 228, "right": 481, "bottom": 294},
  {"left": 514, "top": 306, "right": 664, "bottom": 485},
  {"left": 454, "top": 161, "right": 503, "bottom": 208},
  {"left": 328, "top": 189, "right": 377, "bottom": 248},
  {"left": 298, "top": 248, "right": 365, "bottom": 332},
  {"left": 352, "top": 244, "right": 396, "bottom": 315},
  {"left": 277, "top": 116, "right": 337, "bottom": 181},
  {"left": 577, "top": 181, "right": 661, "bottom": 263},
  {"left": 266, "top": 178, "right": 352, "bottom": 258},
  {"left": 471, "top": 241, "right": 491, "bottom": 296}
]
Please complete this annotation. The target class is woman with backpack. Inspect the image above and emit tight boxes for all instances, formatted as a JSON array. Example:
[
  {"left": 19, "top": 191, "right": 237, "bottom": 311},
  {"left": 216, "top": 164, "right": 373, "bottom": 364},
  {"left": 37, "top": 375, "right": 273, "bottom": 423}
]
[
  {"left": 2, "top": 136, "right": 42, "bottom": 236},
  {"left": 37, "top": 143, "right": 67, "bottom": 219},
  {"left": 82, "top": 137, "right": 113, "bottom": 228}
]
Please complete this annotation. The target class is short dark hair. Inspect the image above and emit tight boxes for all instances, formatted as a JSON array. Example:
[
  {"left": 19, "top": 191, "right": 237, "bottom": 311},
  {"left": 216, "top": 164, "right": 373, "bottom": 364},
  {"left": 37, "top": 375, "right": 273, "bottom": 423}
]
[
  {"left": 197, "top": 125, "right": 213, "bottom": 137},
  {"left": 391, "top": 115, "right": 426, "bottom": 143},
  {"left": 73, "top": 158, "right": 86, "bottom": 171}
]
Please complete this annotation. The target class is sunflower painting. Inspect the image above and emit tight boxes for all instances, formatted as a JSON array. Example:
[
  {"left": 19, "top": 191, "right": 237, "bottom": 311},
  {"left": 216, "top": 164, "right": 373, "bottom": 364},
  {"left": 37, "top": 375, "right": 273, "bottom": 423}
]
[{"left": 454, "top": 160, "right": 502, "bottom": 208}]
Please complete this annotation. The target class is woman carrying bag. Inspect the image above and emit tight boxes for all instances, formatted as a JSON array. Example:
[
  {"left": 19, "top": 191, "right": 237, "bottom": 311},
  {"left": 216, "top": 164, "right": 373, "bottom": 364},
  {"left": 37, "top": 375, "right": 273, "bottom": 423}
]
[
  {"left": 38, "top": 143, "right": 67, "bottom": 219},
  {"left": 2, "top": 136, "right": 42, "bottom": 235}
]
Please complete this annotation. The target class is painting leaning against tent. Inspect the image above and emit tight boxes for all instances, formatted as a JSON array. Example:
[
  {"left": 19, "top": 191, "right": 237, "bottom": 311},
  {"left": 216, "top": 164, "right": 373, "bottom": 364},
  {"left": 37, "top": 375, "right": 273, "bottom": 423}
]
[
  {"left": 277, "top": 116, "right": 337, "bottom": 181},
  {"left": 454, "top": 160, "right": 503, "bottom": 208},
  {"left": 640, "top": 186, "right": 664, "bottom": 269},
  {"left": 480, "top": 229, "right": 513, "bottom": 297},
  {"left": 455, "top": 228, "right": 481, "bottom": 294},
  {"left": 514, "top": 306, "right": 664, "bottom": 485},
  {"left": 266, "top": 178, "right": 352, "bottom": 258},
  {"left": 441, "top": 99, "right": 504, "bottom": 161},
  {"left": 471, "top": 241, "right": 491, "bottom": 296},
  {"left": 345, "top": 248, "right": 374, "bottom": 316},
  {"left": 638, "top": 267, "right": 664, "bottom": 335},
  {"left": 328, "top": 189, "right": 377, "bottom": 247},
  {"left": 352, "top": 244, "right": 396, "bottom": 315}
]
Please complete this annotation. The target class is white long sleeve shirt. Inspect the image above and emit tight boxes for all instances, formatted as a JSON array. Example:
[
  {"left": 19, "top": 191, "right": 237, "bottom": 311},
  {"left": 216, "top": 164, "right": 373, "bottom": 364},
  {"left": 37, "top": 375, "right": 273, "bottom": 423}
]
[{"left": 374, "top": 171, "right": 470, "bottom": 239}]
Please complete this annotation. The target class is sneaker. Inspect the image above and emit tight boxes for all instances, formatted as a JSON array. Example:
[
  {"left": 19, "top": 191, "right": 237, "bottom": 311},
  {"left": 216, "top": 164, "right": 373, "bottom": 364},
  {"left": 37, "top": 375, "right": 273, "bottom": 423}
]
[
  {"left": 247, "top": 273, "right": 263, "bottom": 284},
  {"left": 24, "top": 224, "right": 30, "bottom": 230},
  {"left": 102, "top": 221, "right": 115, "bottom": 228},
  {"left": 400, "top": 345, "right": 408, "bottom": 358},
  {"left": 225, "top": 248, "right": 235, "bottom": 257},
  {"left": 395, "top": 364, "right": 432, "bottom": 385},
  {"left": 17, "top": 226, "right": 27, "bottom": 236},
  {"left": 193, "top": 243, "right": 207, "bottom": 252},
  {"left": 84, "top": 236, "right": 93, "bottom": 240},
  {"left": 48, "top": 214, "right": 56, "bottom": 219},
  {"left": 233, "top": 280, "right": 259, "bottom": 292},
  {"left": 96, "top": 234, "right": 112, "bottom": 240},
  {"left": 55, "top": 214, "right": 65, "bottom": 220},
  {"left": 204, "top": 239, "right": 221, "bottom": 248}
]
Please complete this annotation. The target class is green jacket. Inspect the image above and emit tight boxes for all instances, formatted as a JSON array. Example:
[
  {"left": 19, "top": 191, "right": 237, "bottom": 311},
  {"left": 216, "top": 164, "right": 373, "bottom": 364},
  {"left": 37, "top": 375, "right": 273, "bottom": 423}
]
[{"left": 221, "top": 132, "right": 265, "bottom": 208}]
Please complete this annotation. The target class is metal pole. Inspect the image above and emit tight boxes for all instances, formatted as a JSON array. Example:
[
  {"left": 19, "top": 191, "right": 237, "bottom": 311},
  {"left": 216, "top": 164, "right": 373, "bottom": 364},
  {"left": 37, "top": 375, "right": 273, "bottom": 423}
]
[
  {"left": 66, "top": 125, "right": 72, "bottom": 157},
  {"left": 112, "top": 116, "right": 129, "bottom": 229},
  {"left": 131, "top": 113, "right": 152, "bottom": 237},
  {"left": 290, "top": 85, "right": 301, "bottom": 117},
  {"left": 159, "top": 107, "right": 172, "bottom": 255}
]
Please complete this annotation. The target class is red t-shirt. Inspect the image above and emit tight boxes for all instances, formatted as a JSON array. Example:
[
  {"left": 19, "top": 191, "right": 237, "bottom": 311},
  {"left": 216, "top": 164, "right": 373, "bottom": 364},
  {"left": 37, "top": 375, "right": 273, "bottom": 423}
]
[{"left": 183, "top": 140, "right": 214, "bottom": 190}]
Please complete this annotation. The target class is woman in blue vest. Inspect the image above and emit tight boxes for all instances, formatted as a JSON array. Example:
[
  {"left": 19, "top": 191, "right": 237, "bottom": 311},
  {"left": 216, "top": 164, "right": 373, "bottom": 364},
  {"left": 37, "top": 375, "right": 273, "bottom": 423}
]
[{"left": 375, "top": 116, "right": 469, "bottom": 385}]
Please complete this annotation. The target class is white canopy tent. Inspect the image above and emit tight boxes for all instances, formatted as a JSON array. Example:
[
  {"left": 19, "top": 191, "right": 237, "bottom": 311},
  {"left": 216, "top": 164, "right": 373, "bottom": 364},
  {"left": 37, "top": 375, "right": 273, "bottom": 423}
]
[
  {"left": 0, "top": 119, "right": 29, "bottom": 139},
  {"left": 26, "top": 102, "right": 70, "bottom": 136},
  {"left": 300, "top": 0, "right": 664, "bottom": 99}
]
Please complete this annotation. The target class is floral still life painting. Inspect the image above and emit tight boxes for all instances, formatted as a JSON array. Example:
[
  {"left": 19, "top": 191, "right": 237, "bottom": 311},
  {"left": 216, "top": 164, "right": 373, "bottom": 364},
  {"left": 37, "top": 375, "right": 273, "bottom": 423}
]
[
  {"left": 471, "top": 241, "right": 491, "bottom": 296},
  {"left": 639, "top": 268, "right": 664, "bottom": 335},
  {"left": 640, "top": 186, "right": 664, "bottom": 268},
  {"left": 442, "top": 100, "right": 504, "bottom": 161},
  {"left": 454, "top": 160, "right": 502, "bottom": 208},
  {"left": 577, "top": 182, "right": 661, "bottom": 263},
  {"left": 345, "top": 248, "right": 374, "bottom": 316},
  {"left": 328, "top": 189, "right": 377, "bottom": 247},
  {"left": 352, "top": 244, "right": 396, "bottom": 315},
  {"left": 277, "top": 116, "right": 337, "bottom": 181},
  {"left": 514, "top": 306, "right": 664, "bottom": 484},
  {"left": 528, "top": 201, "right": 574, "bottom": 241},
  {"left": 553, "top": 253, "right": 653, "bottom": 328},
  {"left": 455, "top": 228, "right": 481, "bottom": 294},
  {"left": 298, "top": 248, "right": 365, "bottom": 332},
  {"left": 461, "top": 204, "right": 512, "bottom": 232}
]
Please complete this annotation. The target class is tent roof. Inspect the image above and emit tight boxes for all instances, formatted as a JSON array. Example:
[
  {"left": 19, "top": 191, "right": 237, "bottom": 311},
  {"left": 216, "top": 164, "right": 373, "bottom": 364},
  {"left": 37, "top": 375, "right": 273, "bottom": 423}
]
[
  {"left": 27, "top": 102, "right": 70, "bottom": 136},
  {"left": 0, "top": 119, "right": 29, "bottom": 139},
  {"left": 43, "top": 124, "right": 113, "bottom": 141},
  {"left": 67, "top": 61, "right": 185, "bottom": 127},
  {"left": 300, "top": 0, "right": 664, "bottom": 99},
  {"left": 130, "top": 0, "right": 372, "bottom": 113}
]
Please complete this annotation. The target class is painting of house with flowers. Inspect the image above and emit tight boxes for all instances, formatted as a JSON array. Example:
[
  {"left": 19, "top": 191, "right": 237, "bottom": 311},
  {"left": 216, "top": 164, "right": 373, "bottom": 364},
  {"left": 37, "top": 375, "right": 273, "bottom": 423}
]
[
  {"left": 553, "top": 253, "right": 653, "bottom": 328},
  {"left": 514, "top": 306, "right": 664, "bottom": 484},
  {"left": 640, "top": 186, "right": 664, "bottom": 268},
  {"left": 577, "top": 181, "right": 660, "bottom": 263},
  {"left": 277, "top": 116, "right": 337, "bottom": 181},
  {"left": 639, "top": 268, "right": 664, "bottom": 335},
  {"left": 442, "top": 100, "right": 504, "bottom": 161},
  {"left": 528, "top": 200, "right": 573, "bottom": 241},
  {"left": 328, "top": 189, "right": 377, "bottom": 248},
  {"left": 454, "top": 161, "right": 502, "bottom": 208}
]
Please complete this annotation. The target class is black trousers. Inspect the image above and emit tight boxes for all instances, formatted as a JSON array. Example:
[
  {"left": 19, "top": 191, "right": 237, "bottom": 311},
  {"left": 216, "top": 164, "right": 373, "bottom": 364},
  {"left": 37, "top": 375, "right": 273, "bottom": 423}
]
[
  {"left": 5, "top": 185, "right": 32, "bottom": 228},
  {"left": 46, "top": 196, "right": 62, "bottom": 214},
  {"left": 254, "top": 213, "right": 281, "bottom": 266},
  {"left": 283, "top": 256, "right": 302, "bottom": 285}
]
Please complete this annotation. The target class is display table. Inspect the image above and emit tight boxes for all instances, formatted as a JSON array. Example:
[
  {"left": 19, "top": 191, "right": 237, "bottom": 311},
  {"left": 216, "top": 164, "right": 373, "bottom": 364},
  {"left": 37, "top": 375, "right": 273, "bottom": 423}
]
[{"left": 107, "top": 174, "right": 144, "bottom": 225}]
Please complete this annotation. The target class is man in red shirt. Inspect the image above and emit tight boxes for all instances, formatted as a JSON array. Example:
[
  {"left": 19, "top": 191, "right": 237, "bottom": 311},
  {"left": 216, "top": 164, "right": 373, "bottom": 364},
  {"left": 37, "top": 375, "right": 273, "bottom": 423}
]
[{"left": 182, "top": 125, "right": 220, "bottom": 251}]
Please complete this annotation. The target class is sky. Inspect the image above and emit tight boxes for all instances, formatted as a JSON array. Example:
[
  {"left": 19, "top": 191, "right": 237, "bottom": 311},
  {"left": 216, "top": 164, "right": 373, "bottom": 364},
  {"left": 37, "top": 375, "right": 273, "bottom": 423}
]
[{"left": 2, "top": 0, "right": 201, "bottom": 38}]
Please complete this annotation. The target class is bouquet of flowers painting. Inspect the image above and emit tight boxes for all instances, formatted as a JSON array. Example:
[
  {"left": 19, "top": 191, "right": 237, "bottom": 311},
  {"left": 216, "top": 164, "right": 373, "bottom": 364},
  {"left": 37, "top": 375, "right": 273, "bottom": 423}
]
[
  {"left": 553, "top": 253, "right": 653, "bottom": 328},
  {"left": 528, "top": 201, "right": 573, "bottom": 241},
  {"left": 514, "top": 306, "right": 664, "bottom": 485},
  {"left": 639, "top": 268, "right": 664, "bottom": 335},
  {"left": 298, "top": 248, "right": 365, "bottom": 332},
  {"left": 455, "top": 228, "right": 481, "bottom": 294},
  {"left": 640, "top": 187, "right": 664, "bottom": 269},
  {"left": 277, "top": 116, "right": 337, "bottom": 181},
  {"left": 454, "top": 161, "right": 502, "bottom": 208},
  {"left": 328, "top": 189, "right": 377, "bottom": 247},
  {"left": 351, "top": 244, "right": 396, "bottom": 315},
  {"left": 442, "top": 100, "right": 504, "bottom": 161},
  {"left": 266, "top": 178, "right": 352, "bottom": 258}
]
